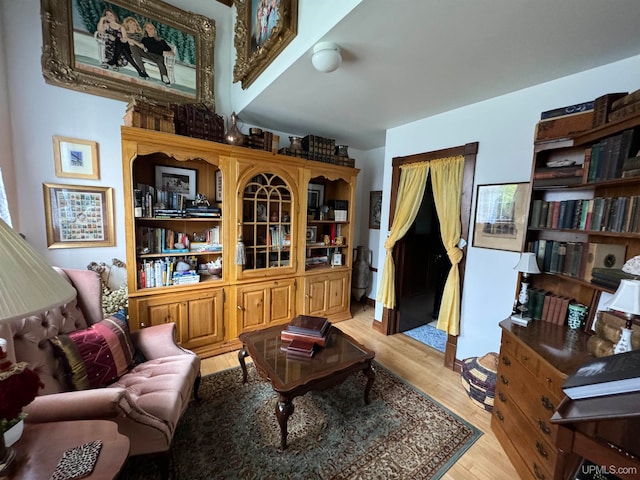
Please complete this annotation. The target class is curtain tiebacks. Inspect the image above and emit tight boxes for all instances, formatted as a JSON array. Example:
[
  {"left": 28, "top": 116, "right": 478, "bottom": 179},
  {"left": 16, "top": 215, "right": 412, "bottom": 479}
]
[{"left": 447, "top": 246, "right": 463, "bottom": 264}]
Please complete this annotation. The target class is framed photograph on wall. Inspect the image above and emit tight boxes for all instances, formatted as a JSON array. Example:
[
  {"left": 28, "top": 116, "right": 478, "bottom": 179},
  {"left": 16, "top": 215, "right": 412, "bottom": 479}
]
[
  {"left": 233, "top": 0, "right": 298, "bottom": 88},
  {"left": 472, "top": 182, "right": 529, "bottom": 252},
  {"left": 369, "top": 190, "right": 382, "bottom": 229},
  {"left": 41, "top": 0, "right": 216, "bottom": 108},
  {"left": 155, "top": 165, "right": 197, "bottom": 200},
  {"left": 53, "top": 136, "right": 99, "bottom": 180},
  {"left": 43, "top": 183, "right": 114, "bottom": 249}
]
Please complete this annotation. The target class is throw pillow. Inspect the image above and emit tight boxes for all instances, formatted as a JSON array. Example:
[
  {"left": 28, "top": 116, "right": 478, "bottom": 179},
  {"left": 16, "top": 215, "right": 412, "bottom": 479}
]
[{"left": 50, "top": 313, "right": 135, "bottom": 390}]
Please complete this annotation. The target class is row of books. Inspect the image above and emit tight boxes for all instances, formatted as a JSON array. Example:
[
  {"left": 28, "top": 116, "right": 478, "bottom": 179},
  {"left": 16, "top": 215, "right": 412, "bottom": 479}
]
[
  {"left": 137, "top": 227, "right": 192, "bottom": 254},
  {"left": 280, "top": 315, "right": 331, "bottom": 358},
  {"left": 528, "top": 240, "right": 626, "bottom": 280},
  {"left": 530, "top": 195, "right": 640, "bottom": 234},
  {"left": 590, "top": 267, "right": 636, "bottom": 290},
  {"left": 138, "top": 258, "right": 200, "bottom": 288},
  {"left": 583, "top": 128, "right": 639, "bottom": 182},
  {"left": 587, "top": 310, "right": 640, "bottom": 357},
  {"left": 526, "top": 290, "right": 572, "bottom": 325}
]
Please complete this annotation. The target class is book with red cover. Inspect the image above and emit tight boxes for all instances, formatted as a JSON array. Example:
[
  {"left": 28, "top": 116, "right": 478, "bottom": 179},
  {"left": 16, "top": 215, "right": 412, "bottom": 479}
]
[
  {"left": 285, "top": 339, "right": 317, "bottom": 357},
  {"left": 281, "top": 328, "right": 329, "bottom": 347},
  {"left": 287, "top": 315, "right": 330, "bottom": 337}
]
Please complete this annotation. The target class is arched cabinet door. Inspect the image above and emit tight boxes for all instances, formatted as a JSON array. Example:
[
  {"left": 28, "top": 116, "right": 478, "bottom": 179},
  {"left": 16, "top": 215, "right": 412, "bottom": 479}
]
[{"left": 239, "top": 171, "right": 296, "bottom": 277}]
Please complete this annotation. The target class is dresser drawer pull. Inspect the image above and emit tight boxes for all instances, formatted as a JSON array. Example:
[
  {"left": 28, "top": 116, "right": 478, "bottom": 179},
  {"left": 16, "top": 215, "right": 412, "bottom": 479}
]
[
  {"left": 537, "top": 419, "right": 551, "bottom": 435},
  {"left": 500, "top": 374, "right": 509, "bottom": 385},
  {"left": 495, "top": 410, "right": 504, "bottom": 422},
  {"left": 498, "top": 392, "right": 507, "bottom": 403},
  {"left": 541, "top": 396, "right": 555, "bottom": 411},
  {"left": 535, "top": 440, "right": 548, "bottom": 458},
  {"left": 521, "top": 354, "right": 529, "bottom": 362},
  {"left": 501, "top": 355, "right": 511, "bottom": 366},
  {"left": 533, "top": 463, "right": 546, "bottom": 480}
]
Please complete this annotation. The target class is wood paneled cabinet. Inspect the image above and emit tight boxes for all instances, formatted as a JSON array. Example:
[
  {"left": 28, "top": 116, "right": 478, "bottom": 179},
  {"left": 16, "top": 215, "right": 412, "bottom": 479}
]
[
  {"left": 121, "top": 127, "right": 359, "bottom": 358},
  {"left": 302, "top": 271, "right": 350, "bottom": 319},
  {"left": 235, "top": 278, "right": 296, "bottom": 333},
  {"left": 134, "top": 288, "right": 225, "bottom": 355}
]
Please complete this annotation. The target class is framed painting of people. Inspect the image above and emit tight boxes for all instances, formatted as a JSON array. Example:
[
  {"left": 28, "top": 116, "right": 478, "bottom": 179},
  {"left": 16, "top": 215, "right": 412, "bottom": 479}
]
[
  {"left": 40, "top": 0, "right": 216, "bottom": 108},
  {"left": 233, "top": 0, "right": 298, "bottom": 88},
  {"left": 43, "top": 183, "right": 115, "bottom": 249}
]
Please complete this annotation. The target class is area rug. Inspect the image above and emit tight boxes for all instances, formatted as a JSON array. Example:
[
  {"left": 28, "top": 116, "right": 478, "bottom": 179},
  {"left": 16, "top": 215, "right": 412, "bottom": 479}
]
[
  {"left": 404, "top": 323, "right": 447, "bottom": 352},
  {"left": 122, "top": 363, "right": 481, "bottom": 479}
]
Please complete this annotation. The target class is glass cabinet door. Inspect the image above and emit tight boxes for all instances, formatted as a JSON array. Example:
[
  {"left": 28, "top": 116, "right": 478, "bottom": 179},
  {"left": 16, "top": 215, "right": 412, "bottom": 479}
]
[{"left": 241, "top": 173, "right": 293, "bottom": 271}]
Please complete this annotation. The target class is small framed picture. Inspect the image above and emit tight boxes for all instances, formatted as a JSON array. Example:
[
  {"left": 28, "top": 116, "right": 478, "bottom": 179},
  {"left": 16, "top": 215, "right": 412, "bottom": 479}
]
[
  {"left": 53, "top": 136, "right": 99, "bottom": 180},
  {"left": 369, "top": 191, "right": 382, "bottom": 229},
  {"left": 306, "top": 226, "right": 317, "bottom": 243},
  {"left": 332, "top": 253, "right": 343, "bottom": 266},
  {"left": 43, "top": 183, "right": 114, "bottom": 249},
  {"left": 215, "top": 170, "right": 223, "bottom": 202},
  {"left": 307, "top": 183, "right": 325, "bottom": 210},
  {"left": 155, "top": 165, "right": 197, "bottom": 200}
]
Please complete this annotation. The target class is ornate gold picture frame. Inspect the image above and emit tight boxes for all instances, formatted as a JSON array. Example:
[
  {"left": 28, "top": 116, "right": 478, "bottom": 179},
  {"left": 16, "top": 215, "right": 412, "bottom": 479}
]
[
  {"left": 40, "top": 0, "right": 216, "bottom": 108},
  {"left": 43, "top": 183, "right": 115, "bottom": 249},
  {"left": 53, "top": 136, "right": 100, "bottom": 180},
  {"left": 233, "top": 0, "right": 298, "bottom": 89}
]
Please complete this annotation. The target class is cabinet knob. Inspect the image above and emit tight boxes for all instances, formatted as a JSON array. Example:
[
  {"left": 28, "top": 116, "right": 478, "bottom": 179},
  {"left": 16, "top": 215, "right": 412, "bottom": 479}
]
[
  {"left": 495, "top": 410, "right": 504, "bottom": 422},
  {"left": 500, "top": 374, "right": 509, "bottom": 385},
  {"left": 535, "top": 440, "right": 548, "bottom": 458},
  {"left": 540, "top": 396, "right": 555, "bottom": 411},
  {"left": 498, "top": 392, "right": 507, "bottom": 403},
  {"left": 501, "top": 355, "right": 511, "bottom": 366},
  {"left": 237, "top": 305, "right": 244, "bottom": 311},
  {"left": 140, "top": 323, "right": 147, "bottom": 328},
  {"left": 537, "top": 419, "right": 551, "bottom": 435},
  {"left": 533, "top": 463, "right": 546, "bottom": 480},
  {"left": 305, "top": 294, "right": 310, "bottom": 298}
]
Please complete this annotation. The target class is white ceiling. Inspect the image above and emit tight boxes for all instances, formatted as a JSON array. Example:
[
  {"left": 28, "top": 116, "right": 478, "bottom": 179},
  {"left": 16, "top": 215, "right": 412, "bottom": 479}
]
[{"left": 235, "top": 0, "right": 640, "bottom": 150}]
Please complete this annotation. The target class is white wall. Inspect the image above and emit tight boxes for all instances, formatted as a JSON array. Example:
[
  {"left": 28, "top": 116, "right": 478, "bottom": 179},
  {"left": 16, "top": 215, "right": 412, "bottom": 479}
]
[
  {"left": 376, "top": 54, "right": 640, "bottom": 360},
  {"left": 0, "top": 0, "right": 230, "bottom": 268}
]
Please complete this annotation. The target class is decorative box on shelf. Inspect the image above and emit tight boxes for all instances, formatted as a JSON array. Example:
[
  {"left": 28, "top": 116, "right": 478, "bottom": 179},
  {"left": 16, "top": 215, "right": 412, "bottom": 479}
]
[
  {"left": 123, "top": 100, "right": 175, "bottom": 133},
  {"left": 171, "top": 103, "right": 224, "bottom": 143}
]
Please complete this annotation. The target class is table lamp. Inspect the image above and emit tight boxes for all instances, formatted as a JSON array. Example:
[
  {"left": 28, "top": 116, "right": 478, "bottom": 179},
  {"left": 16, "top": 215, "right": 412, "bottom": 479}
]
[
  {"left": 606, "top": 279, "right": 640, "bottom": 354},
  {"left": 0, "top": 218, "right": 75, "bottom": 475},
  {"left": 511, "top": 252, "right": 541, "bottom": 326}
]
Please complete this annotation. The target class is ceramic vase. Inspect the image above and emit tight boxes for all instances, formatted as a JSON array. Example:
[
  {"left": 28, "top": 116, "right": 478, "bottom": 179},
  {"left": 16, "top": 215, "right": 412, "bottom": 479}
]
[{"left": 352, "top": 246, "right": 371, "bottom": 302}]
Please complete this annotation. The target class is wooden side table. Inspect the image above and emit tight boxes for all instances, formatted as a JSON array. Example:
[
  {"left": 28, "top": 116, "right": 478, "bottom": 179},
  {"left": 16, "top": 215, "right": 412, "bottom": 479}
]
[{"left": 7, "top": 420, "right": 129, "bottom": 480}]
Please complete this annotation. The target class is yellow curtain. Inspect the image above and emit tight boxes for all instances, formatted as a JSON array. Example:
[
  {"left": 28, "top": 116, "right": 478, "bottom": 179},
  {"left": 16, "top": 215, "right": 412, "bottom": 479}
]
[
  {"left": 376, "top": 162, "right": 430, "bottom": 309},
  {"left": 430, "top": 155, "right": 465, "bottom": 335}
]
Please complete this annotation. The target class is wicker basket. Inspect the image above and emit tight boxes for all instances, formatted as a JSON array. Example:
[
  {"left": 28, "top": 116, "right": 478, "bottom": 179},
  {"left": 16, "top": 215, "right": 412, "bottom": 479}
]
[{"left": 460, "top": 352, "right": 498, "bottom": 412}]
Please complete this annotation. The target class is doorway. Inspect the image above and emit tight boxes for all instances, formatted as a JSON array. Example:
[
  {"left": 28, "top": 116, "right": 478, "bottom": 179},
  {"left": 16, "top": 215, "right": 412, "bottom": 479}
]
[{"left": 396, "top": 177, "right": 450, "bottom": 334}]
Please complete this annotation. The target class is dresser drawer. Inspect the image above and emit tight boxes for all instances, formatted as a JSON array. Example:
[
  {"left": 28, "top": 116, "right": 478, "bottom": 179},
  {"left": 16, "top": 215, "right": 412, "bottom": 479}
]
[{"left": 493, "top": 386, "right": 557, "bottom": 480}]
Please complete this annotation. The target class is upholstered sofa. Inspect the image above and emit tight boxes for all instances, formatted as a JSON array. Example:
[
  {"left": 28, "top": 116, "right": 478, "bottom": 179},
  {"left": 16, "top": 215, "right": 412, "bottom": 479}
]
[{"left": 2, "top": 267, "right": 201, "bottom": 472}]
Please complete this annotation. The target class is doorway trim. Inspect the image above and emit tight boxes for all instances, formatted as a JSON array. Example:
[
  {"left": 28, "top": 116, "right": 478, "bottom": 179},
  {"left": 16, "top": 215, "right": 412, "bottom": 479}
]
[{"left": 379, "top": 142, "right": 478, "bottom": 371}]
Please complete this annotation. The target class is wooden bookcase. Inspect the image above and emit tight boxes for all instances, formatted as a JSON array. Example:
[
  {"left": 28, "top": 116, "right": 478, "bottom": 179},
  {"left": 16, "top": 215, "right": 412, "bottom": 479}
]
[
  {"left": 526, "top": 112, "right": 640, "bottom": 331},
  {"left": 121, "top": 127, "right": 359, "bottom": 358},
  {"left": 493, "top": 110, "right": 640, "bottom": 480}
]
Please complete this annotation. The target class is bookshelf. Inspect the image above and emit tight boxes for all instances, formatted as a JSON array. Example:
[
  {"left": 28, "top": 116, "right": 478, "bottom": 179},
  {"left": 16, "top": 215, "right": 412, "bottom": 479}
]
[{"left": 526, "top": 111, "right": 640, "bottom": 331}]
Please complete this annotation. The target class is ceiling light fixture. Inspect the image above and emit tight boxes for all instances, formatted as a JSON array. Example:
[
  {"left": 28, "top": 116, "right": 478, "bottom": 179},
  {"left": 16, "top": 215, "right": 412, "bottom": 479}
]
[{"left": 311, "top": 42, "right": 342, "bottom": 73}]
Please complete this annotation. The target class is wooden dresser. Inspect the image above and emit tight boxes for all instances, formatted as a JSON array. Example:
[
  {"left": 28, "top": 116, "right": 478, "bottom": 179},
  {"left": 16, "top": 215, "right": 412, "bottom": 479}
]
[{"left": 491, "top": 319, "right": 592, "bottom": 480}]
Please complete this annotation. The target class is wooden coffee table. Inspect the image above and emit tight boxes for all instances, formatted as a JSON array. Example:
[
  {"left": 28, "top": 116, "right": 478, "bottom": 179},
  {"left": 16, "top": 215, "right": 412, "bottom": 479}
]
[{"left": 238, "top": 324, "right": 375, "bottom": 449}]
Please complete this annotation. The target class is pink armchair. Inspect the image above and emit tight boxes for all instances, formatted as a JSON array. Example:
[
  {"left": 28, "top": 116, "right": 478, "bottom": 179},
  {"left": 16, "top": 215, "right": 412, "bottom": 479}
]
[{"left": 2, "top": 268, "right": 200, "bottom": 476}]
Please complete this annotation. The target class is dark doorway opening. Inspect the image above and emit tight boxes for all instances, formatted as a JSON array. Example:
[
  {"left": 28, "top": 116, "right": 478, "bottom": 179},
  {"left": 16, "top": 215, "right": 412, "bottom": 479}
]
[{"left": 396, "top": 177, "right": 450, "bottom": 333}]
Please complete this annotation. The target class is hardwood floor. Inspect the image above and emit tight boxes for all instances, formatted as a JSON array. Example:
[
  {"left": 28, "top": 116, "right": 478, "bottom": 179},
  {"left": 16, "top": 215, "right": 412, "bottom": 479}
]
[{"left": 200, "top": 305, "right": 519, "bottom": 480}]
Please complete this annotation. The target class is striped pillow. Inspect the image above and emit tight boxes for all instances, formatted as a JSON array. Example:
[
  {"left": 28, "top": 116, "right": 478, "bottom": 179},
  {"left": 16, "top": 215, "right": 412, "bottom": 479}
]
[{"left": 51, "top": 313, "right": 135, "bottom": 390}]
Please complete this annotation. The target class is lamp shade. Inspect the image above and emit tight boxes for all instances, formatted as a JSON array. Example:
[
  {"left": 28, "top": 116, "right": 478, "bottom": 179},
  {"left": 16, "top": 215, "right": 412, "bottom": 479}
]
[
  {"left": 606, "top": 279, "right": 640, "bottom": 315},
  {"left": 311, "top": 42, "right": 342, "bottom": 73},
  {"left": 0, "top": 218, "right": 75, "bottom": 322},
  {"left": 513, "top": 252, "right": 541, "bottom": 274}
]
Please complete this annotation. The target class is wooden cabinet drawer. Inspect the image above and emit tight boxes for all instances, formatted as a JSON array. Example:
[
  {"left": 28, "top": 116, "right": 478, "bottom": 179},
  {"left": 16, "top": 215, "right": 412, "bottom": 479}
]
[
  {"left": 514, "top": 340, "right": 540, "bottom": 378},
  {"left": 493, "top": 386, "right": 557, "bottom": 480},
  {"left": 537, "top": 359, "right": 567, "bottom": 399}
]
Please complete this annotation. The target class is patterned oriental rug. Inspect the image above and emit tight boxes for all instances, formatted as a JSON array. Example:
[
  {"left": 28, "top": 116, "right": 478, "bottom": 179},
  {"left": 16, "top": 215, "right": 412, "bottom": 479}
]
[{"left": 122, "top": 363, "right": 481, "bottom": 479}]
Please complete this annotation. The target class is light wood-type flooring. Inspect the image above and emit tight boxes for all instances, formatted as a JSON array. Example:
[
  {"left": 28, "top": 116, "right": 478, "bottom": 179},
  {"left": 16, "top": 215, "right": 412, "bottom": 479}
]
[{"left": 201, "top": 305, "right": 519, "bottom": 480}]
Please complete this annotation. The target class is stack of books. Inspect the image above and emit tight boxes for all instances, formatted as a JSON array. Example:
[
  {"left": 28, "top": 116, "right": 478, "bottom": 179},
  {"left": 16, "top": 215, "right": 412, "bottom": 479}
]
[{"left": 281, "top": 315, "right": 331, "bottom": 357}]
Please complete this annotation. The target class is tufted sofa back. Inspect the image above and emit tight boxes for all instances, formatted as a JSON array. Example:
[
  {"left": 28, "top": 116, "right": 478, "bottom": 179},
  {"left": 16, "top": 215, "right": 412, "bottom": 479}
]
[{"left": 2, "top": 268, "right": 103, "bottom": 395}]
